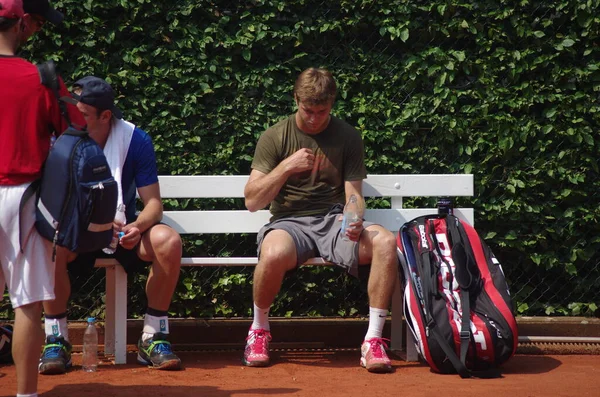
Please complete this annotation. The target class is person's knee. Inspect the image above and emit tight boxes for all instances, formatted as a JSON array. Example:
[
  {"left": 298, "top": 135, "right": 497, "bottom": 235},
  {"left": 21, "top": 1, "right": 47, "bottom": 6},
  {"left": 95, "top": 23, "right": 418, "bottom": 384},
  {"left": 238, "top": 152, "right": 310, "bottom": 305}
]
[
  {"left": 371, "top": 229, "right": 398, "bottom": 267},
  {"left": 374, "top": 229, "right": 397, "bottom": 253},
  {"left": 148, "top": 226, "right": 182, "bottom": 260},
  {"left": 55, "top": 247, "right": 77, "bottom": 271},
  {"left": 259, "top": 231, "right": 296, "bottom": 270}
]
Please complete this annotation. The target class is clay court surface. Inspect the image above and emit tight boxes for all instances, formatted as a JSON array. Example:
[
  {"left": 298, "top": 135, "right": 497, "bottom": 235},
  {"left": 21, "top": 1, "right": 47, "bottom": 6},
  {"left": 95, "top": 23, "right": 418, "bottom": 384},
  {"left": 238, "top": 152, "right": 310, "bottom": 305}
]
[{"left": 1, "top": 350, "right": 599, "bottom": 397}]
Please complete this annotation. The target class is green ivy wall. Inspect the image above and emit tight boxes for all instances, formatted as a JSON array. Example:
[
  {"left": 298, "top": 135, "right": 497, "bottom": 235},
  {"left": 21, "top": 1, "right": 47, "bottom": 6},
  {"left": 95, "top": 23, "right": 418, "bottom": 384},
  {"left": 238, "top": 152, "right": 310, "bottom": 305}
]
[{"left": 5, "top": 0, "right": 598, "bottom": 320}]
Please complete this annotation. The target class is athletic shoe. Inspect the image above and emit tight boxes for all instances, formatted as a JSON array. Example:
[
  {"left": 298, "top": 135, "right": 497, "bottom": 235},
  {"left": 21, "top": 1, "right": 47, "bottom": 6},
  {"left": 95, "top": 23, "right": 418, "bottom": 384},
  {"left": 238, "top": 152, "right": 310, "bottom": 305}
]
[
  {"left": 137, "top": 332, "right": 182, "bottom": 370},
  {"left": 242, "top": 328, "right": 271, "bottom": 367},
  {"left": 360, "top": 338, "right": 393, "bottom": 373},
  {"left": 39, "top": 335, "right": 72, "bottom": 375}
]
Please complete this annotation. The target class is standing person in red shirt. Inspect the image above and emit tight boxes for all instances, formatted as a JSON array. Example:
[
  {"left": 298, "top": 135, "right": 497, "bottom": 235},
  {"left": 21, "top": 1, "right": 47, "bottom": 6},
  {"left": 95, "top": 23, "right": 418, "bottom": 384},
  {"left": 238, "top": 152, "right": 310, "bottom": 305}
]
[{"left": 0, "top": 1, "right": 80, "bottom": 396}]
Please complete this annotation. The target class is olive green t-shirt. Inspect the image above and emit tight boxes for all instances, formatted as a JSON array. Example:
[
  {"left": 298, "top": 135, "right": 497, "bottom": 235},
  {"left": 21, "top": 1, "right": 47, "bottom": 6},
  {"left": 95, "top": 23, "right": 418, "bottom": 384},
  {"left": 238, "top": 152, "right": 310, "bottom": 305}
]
[{"left": 251, "top": 114, "right": 367, "bottom": 220}]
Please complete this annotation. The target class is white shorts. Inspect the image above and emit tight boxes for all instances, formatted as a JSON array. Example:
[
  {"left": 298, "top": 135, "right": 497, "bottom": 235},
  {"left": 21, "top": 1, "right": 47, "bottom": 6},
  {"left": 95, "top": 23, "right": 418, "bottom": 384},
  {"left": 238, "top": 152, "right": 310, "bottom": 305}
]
[{"left": 0, "top": 183, "right": 55, "bottom": 308}]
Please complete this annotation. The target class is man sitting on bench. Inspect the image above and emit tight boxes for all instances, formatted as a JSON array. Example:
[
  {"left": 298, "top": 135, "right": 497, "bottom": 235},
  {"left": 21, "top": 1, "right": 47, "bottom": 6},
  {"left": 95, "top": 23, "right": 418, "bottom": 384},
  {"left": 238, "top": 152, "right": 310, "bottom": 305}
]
[
  {"left": 39, "top": 76, "right": 183, "bottom": 374},
  {"left": 243, "top": 67, "right": 399, "bottom": 373}
]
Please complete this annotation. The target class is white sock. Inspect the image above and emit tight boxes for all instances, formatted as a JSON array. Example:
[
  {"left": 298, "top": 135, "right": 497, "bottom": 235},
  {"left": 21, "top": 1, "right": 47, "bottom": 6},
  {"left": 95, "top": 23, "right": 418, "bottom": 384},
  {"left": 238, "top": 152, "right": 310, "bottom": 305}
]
[
  {"left": 251, "top": 303, "right": 270, "bottom": 332},
  {"left": 17, "top": 393, "right": 38, "bottom": 397},
  {"left": 142, "top": 314, "right": 169, "bottom": 341},
  {"left": 44, "top": 316, "right": 69, "bottom": 340},
  {"left": 364, "top": 307, "right": 388, "bottom": 341}
]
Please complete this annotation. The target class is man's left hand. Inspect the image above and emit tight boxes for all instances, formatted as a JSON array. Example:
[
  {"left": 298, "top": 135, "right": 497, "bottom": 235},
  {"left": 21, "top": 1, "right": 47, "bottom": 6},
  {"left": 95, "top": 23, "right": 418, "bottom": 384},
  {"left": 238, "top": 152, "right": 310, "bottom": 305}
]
[
  {"left": 338, "top": 215, "right": 364, "bottom": 242},
  {"left": 119, "top": 225, "right": 141, "bottom": 250},
  {"left": 346, "top": 218, "right": 364, "bottom": 242}
]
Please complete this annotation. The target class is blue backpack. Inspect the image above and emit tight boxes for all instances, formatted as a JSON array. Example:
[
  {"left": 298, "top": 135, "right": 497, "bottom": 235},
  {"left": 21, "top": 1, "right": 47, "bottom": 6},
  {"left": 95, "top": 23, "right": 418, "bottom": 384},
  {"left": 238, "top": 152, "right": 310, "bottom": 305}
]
[{"left": 25, "top": 61, "right": 118, "bottom": 257}]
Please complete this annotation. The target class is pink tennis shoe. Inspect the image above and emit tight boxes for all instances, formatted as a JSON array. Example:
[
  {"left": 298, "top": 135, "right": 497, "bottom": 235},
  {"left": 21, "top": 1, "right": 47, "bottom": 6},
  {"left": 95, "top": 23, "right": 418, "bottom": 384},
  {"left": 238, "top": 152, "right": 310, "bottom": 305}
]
[
  {"left": 243, "top": 328, "right": 272, "bottom": 367},
  {"left": 360, "top": 338, "right": 393, "bottom": 373}
]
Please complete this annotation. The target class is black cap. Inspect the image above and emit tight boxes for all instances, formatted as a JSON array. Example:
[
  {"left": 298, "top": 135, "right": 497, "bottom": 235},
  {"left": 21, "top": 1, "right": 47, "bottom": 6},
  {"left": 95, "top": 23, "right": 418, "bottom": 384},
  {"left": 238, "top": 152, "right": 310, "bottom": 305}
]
[
  {"left": 61, "top": 76, "right": 123, "bottom": 119},
  {"left": 23, "top": 0, "right": 64, "bottom": 25}
]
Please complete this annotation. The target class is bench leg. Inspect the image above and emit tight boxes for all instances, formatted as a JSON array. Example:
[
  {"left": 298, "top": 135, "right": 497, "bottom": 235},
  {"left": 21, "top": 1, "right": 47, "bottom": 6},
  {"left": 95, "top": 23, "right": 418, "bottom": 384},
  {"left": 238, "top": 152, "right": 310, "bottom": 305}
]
[
  {"left": 391, "top": 276, "right": 419, "bottom": 362},
  {"left": 390, "top": 277, "right": 403, "bottom": 352},
  {"left": 105, "top": 265, "right": 128, "bottom": 364},
  {"left": 403, "top": 290, "right": 419, "bottom": 362}
]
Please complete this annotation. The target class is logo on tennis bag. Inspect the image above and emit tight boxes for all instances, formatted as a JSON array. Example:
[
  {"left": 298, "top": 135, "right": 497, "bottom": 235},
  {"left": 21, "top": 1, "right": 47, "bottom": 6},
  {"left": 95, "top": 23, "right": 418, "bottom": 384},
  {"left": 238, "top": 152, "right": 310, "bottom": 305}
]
[
  {"left": 397, "top": 214, "right": 518, "bottom": 378},
  {"left": 35, "top": 129, "right": 118, "bottom": 255}
]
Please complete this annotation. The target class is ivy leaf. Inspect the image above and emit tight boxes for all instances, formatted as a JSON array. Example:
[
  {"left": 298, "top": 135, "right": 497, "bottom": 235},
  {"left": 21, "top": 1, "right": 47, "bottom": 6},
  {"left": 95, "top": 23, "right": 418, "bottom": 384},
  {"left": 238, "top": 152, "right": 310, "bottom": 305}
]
[
  {"left": 400, "top": 28, "right": 409, "bottom": 42},
  {"left": 242, "top": 49, "right": 251, "bottom": 62}
]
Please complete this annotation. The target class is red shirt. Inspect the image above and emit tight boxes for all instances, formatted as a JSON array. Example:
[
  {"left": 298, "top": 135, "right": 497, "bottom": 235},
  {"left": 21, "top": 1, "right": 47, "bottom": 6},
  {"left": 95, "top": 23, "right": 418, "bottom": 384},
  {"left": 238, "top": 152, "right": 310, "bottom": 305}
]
[{"left": 0, "top": 55, "right": 85, "bottom": 185}]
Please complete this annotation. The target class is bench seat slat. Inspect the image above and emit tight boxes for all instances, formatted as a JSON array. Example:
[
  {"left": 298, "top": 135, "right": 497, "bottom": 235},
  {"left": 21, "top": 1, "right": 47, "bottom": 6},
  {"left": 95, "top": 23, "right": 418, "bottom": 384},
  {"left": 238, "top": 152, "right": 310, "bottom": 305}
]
[
  {"left": 160, "top": 208, "right": 474, "bottom": 234},
  {"left": 95, "top": 256, "right": 331, "bottom": 267}
]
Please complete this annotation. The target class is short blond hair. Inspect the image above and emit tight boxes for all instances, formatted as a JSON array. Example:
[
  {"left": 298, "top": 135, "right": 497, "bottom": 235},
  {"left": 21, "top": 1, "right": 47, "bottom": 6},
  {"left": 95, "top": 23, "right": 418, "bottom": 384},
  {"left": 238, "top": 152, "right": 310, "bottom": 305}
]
[{"left": 293, "top": 68, "right": 336, "bottom": 106}]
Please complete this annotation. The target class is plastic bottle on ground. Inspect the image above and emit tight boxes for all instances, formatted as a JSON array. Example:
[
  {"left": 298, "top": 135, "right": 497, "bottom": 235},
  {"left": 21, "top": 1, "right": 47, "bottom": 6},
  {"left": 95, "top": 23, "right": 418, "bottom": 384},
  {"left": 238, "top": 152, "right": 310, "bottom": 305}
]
[{"left": 82, "top": 317, "right": 98, "bottom": 372}]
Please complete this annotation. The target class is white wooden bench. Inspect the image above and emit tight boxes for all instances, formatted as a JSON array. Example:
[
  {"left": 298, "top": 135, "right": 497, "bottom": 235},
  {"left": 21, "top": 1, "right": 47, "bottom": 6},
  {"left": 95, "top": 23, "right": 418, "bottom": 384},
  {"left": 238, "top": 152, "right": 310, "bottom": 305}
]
[{"left": 96, "top": 174, "right": 474, "bottom": 364}]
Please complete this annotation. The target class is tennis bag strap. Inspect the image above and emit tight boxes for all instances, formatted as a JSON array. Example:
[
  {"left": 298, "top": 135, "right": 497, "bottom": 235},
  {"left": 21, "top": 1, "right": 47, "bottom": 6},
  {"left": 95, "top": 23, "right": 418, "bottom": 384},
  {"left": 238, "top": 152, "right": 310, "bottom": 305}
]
[
  {"left": 441, "top": 215, "right": 501, "bottom": 378},
  {"left": 414, "top": 216, "right": 470, "bottom": 378},
  {"left": 421, "top": 215, "right": 501, "bottom": 379}
]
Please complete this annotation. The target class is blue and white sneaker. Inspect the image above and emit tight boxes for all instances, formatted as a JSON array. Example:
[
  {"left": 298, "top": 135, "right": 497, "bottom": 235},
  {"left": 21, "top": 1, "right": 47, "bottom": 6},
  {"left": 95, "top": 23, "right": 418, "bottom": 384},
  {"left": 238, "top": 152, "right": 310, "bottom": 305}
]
[
  {"left": 137, "top": 332, "right": 181, "bottom": 370},
  {"left": 39, "top": 335, "right": 72, "bottom": 375}
]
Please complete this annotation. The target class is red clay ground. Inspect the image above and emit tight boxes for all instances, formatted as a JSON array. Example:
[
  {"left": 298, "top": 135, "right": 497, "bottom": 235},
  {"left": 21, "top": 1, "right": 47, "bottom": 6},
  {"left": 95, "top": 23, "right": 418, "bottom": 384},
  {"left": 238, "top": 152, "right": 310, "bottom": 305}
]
[{"left": 1, "top": 350, "right": 599, "bottom": 397}]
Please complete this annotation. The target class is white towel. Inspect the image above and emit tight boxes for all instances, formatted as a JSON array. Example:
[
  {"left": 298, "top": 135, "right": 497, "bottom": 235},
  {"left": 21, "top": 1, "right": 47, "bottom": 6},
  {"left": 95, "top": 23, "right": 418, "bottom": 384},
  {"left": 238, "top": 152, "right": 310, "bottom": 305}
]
[{"left": 104, "top": 118, "right": 135, "bottom": 217}]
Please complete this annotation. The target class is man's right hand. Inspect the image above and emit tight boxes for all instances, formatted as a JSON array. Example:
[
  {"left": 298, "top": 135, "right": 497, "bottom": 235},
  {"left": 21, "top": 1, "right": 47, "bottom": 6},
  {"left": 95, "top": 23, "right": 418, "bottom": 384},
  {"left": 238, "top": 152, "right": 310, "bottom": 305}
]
[{"left": 284, "top": 148, "right": 315, "bottom": 175}]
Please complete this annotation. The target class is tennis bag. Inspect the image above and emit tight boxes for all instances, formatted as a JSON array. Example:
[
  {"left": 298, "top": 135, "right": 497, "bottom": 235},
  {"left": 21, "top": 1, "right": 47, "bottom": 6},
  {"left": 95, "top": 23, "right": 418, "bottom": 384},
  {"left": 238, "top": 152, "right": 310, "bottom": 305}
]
[
  {"left": 397, "top": 214, "right": 518, "bottom": 378},
  {"left": 32, "top": 61, "right": 118, "bottom": 256}
]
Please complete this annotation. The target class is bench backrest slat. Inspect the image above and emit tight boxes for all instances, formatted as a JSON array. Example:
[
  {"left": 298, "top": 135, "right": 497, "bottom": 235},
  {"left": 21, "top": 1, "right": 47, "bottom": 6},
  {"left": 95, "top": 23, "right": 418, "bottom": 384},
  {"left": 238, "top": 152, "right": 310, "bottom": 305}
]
[
  {"left": 157, "top": 174, "right": 474, "bottom": 198},
  {"left": 154, "top": 174, "right": 475, "bottom": 234}
]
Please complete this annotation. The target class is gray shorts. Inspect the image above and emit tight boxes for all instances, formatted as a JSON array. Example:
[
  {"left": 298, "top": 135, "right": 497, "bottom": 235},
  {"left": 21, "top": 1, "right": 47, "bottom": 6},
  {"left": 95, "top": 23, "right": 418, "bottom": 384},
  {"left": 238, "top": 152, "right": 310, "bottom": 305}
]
[{"left": 256, "top": 204, "right": 374, "bottom": 278}]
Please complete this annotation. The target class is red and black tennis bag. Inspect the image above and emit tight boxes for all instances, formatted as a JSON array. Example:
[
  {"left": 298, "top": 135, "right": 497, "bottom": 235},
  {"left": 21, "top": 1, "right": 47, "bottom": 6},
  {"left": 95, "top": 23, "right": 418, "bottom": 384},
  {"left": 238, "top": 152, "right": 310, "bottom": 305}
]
[{"left": 397, "top": 214, "right": 518, "bottom": 378}]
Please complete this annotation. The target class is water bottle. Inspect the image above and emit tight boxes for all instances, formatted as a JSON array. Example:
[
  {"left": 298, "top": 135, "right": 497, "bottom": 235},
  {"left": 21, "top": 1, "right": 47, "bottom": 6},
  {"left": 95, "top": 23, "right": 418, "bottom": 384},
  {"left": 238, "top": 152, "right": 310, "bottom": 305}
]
[
  {"left": 341, "top": 194, "right": 360, "bottom": 241},
  {"left": 438, "top": 196, "right": 454, "bottom": 216},
  {"left": 102, "top": 204, "right": 126, "bottom": 255},
  {"left": 82, "top": 317, "right": 98, "bottom": 372}
]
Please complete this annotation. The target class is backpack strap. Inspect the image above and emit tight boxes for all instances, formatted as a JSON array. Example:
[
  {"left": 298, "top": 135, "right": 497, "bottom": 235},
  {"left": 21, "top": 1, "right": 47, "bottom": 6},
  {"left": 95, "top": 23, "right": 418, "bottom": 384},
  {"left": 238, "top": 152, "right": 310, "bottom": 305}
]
[{"left": 18, "top": 180, "right": 41, "bottom": 253}]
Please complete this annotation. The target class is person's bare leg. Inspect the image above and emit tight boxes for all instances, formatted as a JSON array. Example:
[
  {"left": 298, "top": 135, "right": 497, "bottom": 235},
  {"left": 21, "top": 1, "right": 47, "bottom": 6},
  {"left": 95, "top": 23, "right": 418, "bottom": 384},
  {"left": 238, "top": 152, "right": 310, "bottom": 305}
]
[
  {"left": 138, "top": 225, "right": 182, "bottom": 311},
  {"left": 137, "top": 224, "right": 182, "bottom": 370},
  {"left": 358, "top": 225, "right": 398, "bottom": 373},
  {"left": 253, "top": 230, "right": 297, "bottom": 309},
  {"left": 39, "top": 248, "right": 76, "bottom": 375},
  {"left": 43, "top": 247, "right": 73, "bottom": 316},
  {"left": 13, "top": 302, "right": 43, "bottom": 395},
  {"left": 358, "top": 226, "right": 398, "bottom": 310},
  {"left": 244, "top": 230, "right": 297, "bottom": 367}
]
